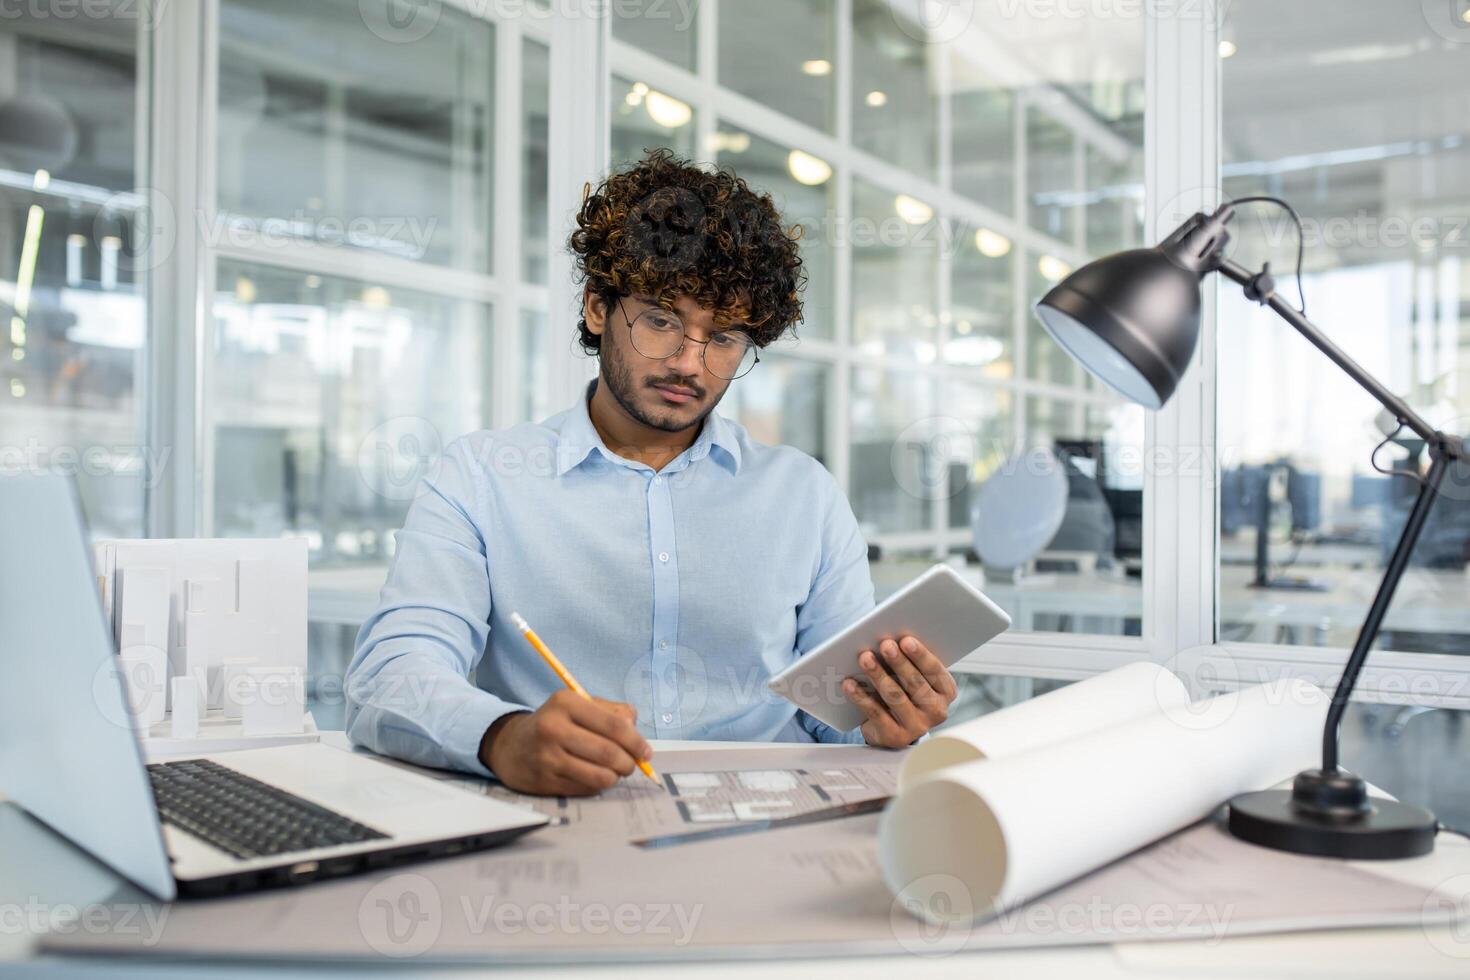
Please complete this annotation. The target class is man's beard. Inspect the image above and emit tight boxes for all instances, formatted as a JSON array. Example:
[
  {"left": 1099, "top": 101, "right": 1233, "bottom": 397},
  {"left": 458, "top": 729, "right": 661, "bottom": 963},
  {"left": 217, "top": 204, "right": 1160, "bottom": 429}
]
[{"left": 600, "top": 339, "right": 718, "bottom": 434}]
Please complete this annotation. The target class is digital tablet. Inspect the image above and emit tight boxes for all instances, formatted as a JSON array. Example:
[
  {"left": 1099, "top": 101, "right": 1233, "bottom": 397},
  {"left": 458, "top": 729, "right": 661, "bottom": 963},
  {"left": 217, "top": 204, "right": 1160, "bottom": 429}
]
[{"left": 768, "top": 564, "right": 1011, "bottom": 732}]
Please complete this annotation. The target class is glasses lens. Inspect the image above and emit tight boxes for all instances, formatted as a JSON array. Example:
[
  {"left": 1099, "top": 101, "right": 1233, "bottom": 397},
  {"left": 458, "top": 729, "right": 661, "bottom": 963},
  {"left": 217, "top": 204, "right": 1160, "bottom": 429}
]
[
  {"left": 630, "top": 308, "right": 685, "bottom": 359},
  {"left": 706, "top": 332, "right": 757, "bottom": 380}
]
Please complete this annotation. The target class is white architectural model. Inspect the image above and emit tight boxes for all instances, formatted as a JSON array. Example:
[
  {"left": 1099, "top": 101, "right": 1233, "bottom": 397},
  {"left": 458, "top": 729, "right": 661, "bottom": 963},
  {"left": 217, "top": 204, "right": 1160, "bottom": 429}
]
[
  {"left": 94, "top": 539, "right": 311, "bottom": 744},
  {"left": 240, "top": 666, "right": 306, "bottom": 737},
  {"left": 170, "top": 677, "right": 202, "bottom": 739}
]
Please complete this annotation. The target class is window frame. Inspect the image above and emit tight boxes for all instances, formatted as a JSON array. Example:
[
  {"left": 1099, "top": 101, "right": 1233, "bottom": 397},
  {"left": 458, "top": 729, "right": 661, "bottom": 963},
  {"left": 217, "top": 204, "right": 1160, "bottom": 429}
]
[{"left": 139, "top": 0, "right": 1470, "bottom": 711}]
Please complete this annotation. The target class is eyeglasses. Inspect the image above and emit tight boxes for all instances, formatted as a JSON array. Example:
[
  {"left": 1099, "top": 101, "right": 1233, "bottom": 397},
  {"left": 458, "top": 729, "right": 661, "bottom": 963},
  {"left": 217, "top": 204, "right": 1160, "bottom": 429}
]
[{"left": 617, "top": 298, "right": 760, "bottom": 381}]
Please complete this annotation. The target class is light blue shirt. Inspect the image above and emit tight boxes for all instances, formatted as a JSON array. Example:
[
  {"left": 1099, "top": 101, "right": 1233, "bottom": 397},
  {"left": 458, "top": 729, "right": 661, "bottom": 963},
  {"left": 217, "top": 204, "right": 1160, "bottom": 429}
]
[{"left": 346, "top": 381, "right": 876, "bottom": 777}]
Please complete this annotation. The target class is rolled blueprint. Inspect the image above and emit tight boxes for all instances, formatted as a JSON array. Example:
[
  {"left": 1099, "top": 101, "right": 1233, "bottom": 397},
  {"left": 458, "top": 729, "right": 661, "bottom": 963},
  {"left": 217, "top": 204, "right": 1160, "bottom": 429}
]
[
  {"left": 880, "top": 679, "right": 1328, "bottom": 924},
  {"left": 899, "top": 661, "right": 1190, "bottom": 789}
]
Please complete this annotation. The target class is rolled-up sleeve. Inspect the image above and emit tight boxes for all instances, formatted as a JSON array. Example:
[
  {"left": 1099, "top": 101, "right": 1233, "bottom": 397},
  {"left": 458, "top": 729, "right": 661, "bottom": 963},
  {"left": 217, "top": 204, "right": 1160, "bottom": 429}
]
[
  {"left": 345, "top": 438, "right": 529, "bottom": 776},
  {"left": 792, "top": 466, "right": 875, "bottom": 745}
]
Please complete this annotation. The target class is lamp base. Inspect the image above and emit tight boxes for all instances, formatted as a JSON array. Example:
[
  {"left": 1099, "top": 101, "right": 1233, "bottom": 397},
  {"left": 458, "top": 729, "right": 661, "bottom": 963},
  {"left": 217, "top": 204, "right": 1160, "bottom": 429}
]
[{"left": 1228, "top": 769, "right": 1437, "bottom": 860}]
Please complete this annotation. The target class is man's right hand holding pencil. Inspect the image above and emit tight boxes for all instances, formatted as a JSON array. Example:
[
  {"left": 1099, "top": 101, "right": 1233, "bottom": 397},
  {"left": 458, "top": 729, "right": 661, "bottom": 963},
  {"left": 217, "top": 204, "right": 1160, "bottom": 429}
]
[{"left": 479, "top": 690, "right": 654, "bottom": 796}]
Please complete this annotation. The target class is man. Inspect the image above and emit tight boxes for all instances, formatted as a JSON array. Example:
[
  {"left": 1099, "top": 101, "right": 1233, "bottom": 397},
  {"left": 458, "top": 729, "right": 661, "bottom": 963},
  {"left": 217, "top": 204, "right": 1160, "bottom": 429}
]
[{"left": 346, "top": 149, "right": 957, "bottom": 796}]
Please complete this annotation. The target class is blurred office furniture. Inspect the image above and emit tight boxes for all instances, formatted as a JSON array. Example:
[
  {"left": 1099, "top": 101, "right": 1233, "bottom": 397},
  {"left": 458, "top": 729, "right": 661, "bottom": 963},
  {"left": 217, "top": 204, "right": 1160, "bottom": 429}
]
[
  {"left": 1221, "top": 462, "right": 1327, "bottom": 591},
  {"left": 970, "top": 448, "right": 1069, "bottom": 575},
  {"left": 1054, "top": 438, "right": 1139, "bottom": 573}
]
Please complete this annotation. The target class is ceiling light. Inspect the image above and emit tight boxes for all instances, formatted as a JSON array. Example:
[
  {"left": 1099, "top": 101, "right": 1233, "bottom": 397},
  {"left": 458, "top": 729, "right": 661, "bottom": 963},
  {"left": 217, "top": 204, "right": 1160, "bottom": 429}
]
[
  {"left": 708, "top": 131, "right": 752, "bottom": 154},
  {"left": 894, "top": 194, "right": 933, "bottom": 225},
  {"left": 32, "top": 169, "right": 50, "bottom": 190},
  {"left": 234, "top": 276, "right": 257, "bottom": 304},
  {"left": 802, "top": 59, "right": 832, "bottom": 76},
  {"left": 865, "top": 91, "right": 888, "bottom": 107},
  {"left": 644, "top": 90, "right": 692, "bottom": 129},
  {"left": 787, "top": 149, "right": 832, "bottom": 186},
  {"left": 361, "top": 286, "right": 392, "bottom": 308},
  {"left": 974, "top": 227, "right": 1012, "bottom": 257},
  {"left": 1037, "top": 254, "right": 1072, "bottom": 282},
  {"left": 1218, "top": 40, "right": 1237, "bottom": 59}
]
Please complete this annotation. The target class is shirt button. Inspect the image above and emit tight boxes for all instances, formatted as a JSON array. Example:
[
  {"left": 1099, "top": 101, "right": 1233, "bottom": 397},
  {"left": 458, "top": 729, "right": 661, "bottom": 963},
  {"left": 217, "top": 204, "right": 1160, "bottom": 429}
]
[
  {"left": 652, "top": 476, "right": 662, "bottom": 486},
  {"left": 659, "top": 639, "right": 669, "bottom": 650},
  {"left": 658, "top": 551, "right": 669, "bottom": 563},
  {"left": 661, "top": 712, "right": 673, "bottom": 725}
]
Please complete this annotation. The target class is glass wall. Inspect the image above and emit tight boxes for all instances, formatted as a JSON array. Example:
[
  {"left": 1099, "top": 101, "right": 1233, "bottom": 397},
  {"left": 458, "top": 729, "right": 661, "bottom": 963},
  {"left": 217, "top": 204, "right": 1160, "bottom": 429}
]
[
  {"left": 612, "top": 0, "right": 1148, "bottom": 637},
  {"left": 211, "top": 261, "right": 490, "bottom": 561},
  {"left": 1218, "top": 1, "right": 1470, "bottom": 656},
  {"left": 212, "top": 0, "right": 548, "bottom": 571},
  {"left": 217, "top": 0, "right": 495, "bottom": 272},
  {"left": 0, "top": 6, "right": 148, "bottom": 538}
]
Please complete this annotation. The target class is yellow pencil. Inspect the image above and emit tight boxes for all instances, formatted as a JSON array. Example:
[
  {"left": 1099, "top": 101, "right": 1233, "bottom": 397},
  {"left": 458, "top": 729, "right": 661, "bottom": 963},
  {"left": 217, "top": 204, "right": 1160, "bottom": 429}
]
[{"left": 510, "top": 611, "right": 660, "bottom": 785}]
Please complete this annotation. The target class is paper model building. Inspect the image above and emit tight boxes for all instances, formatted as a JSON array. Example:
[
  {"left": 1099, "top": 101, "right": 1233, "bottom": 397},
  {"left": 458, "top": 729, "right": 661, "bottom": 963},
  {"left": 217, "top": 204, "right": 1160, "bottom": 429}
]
[{"left": 94, "top": 539, "right": 308, "bottom": 719}]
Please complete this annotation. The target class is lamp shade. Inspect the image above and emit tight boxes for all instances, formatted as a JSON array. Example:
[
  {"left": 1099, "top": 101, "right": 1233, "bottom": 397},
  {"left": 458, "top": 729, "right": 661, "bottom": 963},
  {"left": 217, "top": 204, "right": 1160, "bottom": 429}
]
[
  {"left": 1034, "top": 247, "right": 1204, "bottom": 410},
  {"left": 1033, "top": 207, "right": 1237, "bottom": 409}
]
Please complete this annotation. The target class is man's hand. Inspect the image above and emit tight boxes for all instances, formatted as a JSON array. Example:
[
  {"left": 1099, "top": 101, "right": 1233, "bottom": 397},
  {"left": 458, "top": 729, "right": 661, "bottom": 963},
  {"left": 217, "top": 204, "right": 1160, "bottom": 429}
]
[
  {"left": 480, "top": 689, "right": 652, "bottom": 796},
  {"left": 842, "top": 635, "right": 958, "bottom": 748}
]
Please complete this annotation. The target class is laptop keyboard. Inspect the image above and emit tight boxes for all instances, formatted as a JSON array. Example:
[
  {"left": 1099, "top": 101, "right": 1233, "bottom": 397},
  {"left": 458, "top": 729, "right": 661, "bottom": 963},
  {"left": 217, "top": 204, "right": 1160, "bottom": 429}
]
[{"left": 148, "top": 759, "right": 390, "bottom": 860}]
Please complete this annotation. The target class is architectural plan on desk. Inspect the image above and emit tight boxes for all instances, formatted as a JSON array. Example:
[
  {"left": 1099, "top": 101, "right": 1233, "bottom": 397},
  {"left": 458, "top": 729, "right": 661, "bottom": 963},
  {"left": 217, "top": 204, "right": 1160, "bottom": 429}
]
[
  {"left": 441, "top": 744, "right": 898, "bottom": 838},
  {"left": 40, "top": 742, "right": 1467, "bottom": 964}
]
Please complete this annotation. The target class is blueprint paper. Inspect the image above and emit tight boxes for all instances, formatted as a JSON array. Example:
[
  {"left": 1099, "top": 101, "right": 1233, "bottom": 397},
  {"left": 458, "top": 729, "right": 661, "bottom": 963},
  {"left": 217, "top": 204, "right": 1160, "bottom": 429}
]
[
  {"left": 882, "top": 679, "right": 1329, "bottom": 924},
  {"left": 39, "top": 741, "right": 1455, "bottom": 963},
  {"left": 898, "top": 661, "right": 1189, "bottom": 788}
]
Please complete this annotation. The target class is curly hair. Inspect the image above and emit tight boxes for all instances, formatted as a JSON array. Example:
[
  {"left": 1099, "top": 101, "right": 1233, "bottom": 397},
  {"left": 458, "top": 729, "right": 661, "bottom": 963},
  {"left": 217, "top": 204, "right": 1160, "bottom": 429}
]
[{"left": 569, "top": 148, "right": 807, "bottom": 354}]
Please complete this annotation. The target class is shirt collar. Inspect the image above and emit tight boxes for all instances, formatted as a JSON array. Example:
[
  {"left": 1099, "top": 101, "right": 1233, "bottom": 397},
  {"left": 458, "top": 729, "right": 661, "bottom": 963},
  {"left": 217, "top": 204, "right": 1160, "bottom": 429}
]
[{"left": 555, "top": 379, "right": 742, "bottom": 477}]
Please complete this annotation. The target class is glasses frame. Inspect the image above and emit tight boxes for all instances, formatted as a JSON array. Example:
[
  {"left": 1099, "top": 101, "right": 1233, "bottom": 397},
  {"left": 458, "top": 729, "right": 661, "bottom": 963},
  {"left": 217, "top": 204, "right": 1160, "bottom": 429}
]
[{"left": 616, "top": 297, "right": 761, "bottom": 381}]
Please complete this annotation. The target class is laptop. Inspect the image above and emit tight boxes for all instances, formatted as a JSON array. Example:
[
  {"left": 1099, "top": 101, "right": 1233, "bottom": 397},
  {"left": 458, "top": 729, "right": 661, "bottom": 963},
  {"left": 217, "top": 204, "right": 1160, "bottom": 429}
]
[{"left": 0, "top": 473, "right": 547, "bottom": 900}]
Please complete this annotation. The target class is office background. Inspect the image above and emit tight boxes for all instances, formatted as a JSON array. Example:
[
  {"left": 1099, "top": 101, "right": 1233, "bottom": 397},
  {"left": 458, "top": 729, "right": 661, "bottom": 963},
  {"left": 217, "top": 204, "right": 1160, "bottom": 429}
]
[{"left": 1, "top": 0, "right": 1467, "bottom": 822}]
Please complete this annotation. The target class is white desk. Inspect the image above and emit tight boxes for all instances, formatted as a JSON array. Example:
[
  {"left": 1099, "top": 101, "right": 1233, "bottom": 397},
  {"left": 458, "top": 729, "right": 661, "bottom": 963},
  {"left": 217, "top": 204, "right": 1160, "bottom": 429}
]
[{"left": 2, "top": 734, "right": 1468, "bottom": 976}]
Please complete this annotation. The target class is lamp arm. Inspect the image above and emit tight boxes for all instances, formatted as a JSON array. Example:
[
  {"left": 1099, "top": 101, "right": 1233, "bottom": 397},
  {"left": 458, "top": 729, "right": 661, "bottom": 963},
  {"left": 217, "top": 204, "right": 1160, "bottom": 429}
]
[
  {"left": 1319, "top": 454, "right": 1447, "bottom": 770},
  {"left": 1215, "top": 256, "right": 1465, "bottom": 772},
  {"left": 1216, "top": 259, "right": 1458, "bottom": 454}
]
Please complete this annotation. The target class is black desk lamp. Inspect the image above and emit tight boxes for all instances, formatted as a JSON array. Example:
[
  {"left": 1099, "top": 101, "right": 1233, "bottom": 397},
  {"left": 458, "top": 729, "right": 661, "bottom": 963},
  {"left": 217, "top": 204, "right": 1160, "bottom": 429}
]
[{"left": 1034, "top": 199, "right": 1468, "bottom": 859}]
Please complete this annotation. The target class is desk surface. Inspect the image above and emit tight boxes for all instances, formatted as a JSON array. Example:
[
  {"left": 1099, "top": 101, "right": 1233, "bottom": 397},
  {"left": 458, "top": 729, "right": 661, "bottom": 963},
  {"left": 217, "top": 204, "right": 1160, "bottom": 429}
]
[{"left": 3, "top": 735, "right": 1469, "bottom": 976}]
